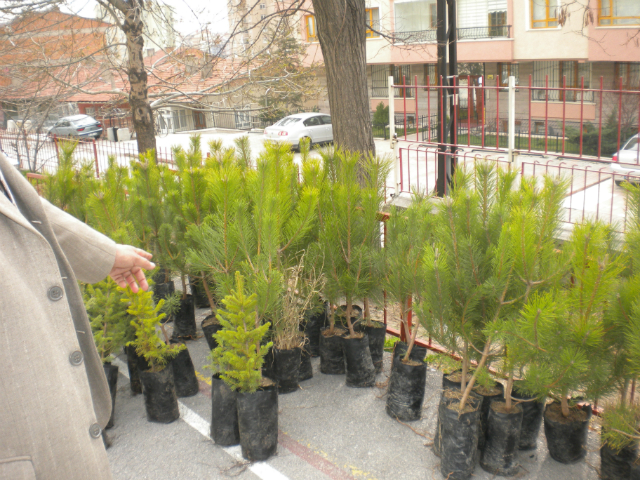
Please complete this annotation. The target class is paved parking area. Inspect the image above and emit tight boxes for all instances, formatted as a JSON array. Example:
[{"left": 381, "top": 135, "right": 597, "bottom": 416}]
[{"left": 105, "top": 304, "right": 603, "bottom": 480}]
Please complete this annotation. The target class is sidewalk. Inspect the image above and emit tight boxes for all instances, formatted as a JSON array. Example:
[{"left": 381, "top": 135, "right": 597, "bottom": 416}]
[{"left": 105, "top": 305, "right": 602, "bottom": 480}]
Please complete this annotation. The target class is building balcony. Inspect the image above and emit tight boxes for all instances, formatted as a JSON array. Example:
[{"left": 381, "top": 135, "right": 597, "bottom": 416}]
[{"left": 393, "top": 25, "right": 511, "bottom": 44}]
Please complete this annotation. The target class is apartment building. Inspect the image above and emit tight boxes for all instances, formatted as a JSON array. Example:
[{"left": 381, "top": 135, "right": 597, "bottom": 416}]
[{"left": 280, "top": 0, "right": 640, "bottom": 132}]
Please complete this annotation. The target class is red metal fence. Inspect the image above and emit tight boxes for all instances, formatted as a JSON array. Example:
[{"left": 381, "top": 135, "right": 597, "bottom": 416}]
[
  {"left": 392, "top": 74, "right": 640, "bottom": 163},
  {"left": 0, "top": 130, "right": 175, "bottom": 177}
]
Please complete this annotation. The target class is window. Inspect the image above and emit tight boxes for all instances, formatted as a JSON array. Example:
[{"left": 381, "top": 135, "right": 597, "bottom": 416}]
[
  {"left": 260, "top": 3, "right": 266, "bottom": 8},
  {"left": 304, "top": 116, "right": 322, "bottom": 127},
  {"left": 366, "top": 8, "right": 380, "bottom": 38},
  {"left": 85, "top": 107, "right": 96, "bottom": 116},
  {"left": 393, "top": 64, "right": 413, "bottom": 97},
  {"left": 614, "top": 62, "right": 640, "bottom": 89},
  {"left": 599, "top": 0, "right": 640, "bottom": 26},
  {"left": 321, "top": 115, "right": 332, "bottom": 125},
  {"left": 371, "top": 64, "right": 389, "bottom": 97},
  {"left": 531, "top": 0, "right": 558, "bottom": 28},
  {"left": 305, "top": 15, "right": 317, "bottom": 42},
  {"left": 532, "top": 61, "right": 593, "bottom": 102},
  {"left": 425, "top": 63, "right": 438, "bottom": 86},
  {"left": 261, "top": 14, "right": 266, "bottom": 20},
  {"left": 498, "top": 63, "right": 519, "bottom": 85},
  {"left": 488, "top": 11, "right": 507, "bottom": 36},
  {"left": 395, "top": 0, "right": 437, "bottom": 34}
]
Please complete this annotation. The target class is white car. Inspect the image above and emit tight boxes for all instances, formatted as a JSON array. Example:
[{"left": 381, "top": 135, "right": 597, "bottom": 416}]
[
  {"left": 263, "top": 113, "right": 333, "bottom": 150},
  {"left": 611, "top": 135, "right": 640, "bottom": 185}
]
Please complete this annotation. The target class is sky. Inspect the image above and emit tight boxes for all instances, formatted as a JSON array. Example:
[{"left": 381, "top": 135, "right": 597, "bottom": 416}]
[{"left": 63, "top": 0, "right": 229, "bottom": 35}]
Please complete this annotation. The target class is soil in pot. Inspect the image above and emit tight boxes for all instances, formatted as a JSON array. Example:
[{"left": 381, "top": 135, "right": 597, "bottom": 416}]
[
  {"left": 319, "top": 327, "right": 346, "bottom": 375},
  {"left": 480, "top": 401, "right": 523, "bottom": 476},
  {"left": 103, "top": 363, "right": 119, "bottom": 429},
  {"left": 139, "top": 364, "right": 180, "bottom": 424},
  {"left": 211, "top": 374, "right": 240, "bottom": 446},
  {"left": 393, "top": 341, "right": 428, "bottom": 363},
  {"left": 189, "top": 276, "right": 211, "bottom": 309},
  {"left": 357, "top": 321, "right": 386, "bottom": 374},
  {"left": 172, "top": 294, "right": 197, "bottom": 340},
  {"left": 125, "top": 345, "right": 142, "bottom": 395},
  {"left": 237, "top": 383, "right": 279, "bottom": 461},
  {"left": 442, "top": 369, "right": 473, "bottom": 391},
  {"left": 274, "top": 347, "right": 301, "bottom": 394},
  {"left": 201, "top": 314, "right": 223, "bottom": 351},
  {"left": 169, "top": 341, "right": 199, "bottom": 397},
  {"left": 512, "top": 384, "right": 544, "bottom": 450},
  {"left": 299, "top": 346, "right": 313, "bottom": 381},
  {"left": 343, "top": 334, "right": 376, "bottom": 388},
  {"left": 302, "top": 306, "right": 327, "bottom": 357},
  {"left": 440, "top": 390, "right": 482, "bottom": 480},
  {"left": 386, "top": 355, "right": 427, "bottom": 421},
  {"left": 473, "top": 381, "right": 505, "bottom": 452},
  {"left": 600, "top": 434, "right": 639, "bottom": 480},
  {"left": 543, "top": 402, "right": 592, "bottom": 464}
]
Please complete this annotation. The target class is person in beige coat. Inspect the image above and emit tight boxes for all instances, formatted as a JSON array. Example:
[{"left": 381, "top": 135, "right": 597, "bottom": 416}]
[{"left": 0, "top": 152, "right": 154, "bottom": 479}]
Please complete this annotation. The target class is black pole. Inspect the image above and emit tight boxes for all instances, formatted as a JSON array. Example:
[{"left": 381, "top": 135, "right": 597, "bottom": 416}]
[
  {"left": 436, "top": 0, "right": 448, "bottom": 197},
  {"left": 447, "top": 0, "right": 457, "bottom": 187}
]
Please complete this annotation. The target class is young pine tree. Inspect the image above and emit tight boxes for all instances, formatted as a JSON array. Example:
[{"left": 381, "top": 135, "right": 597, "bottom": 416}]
[
  {"left": 210, "top": 272, "right": 272, "bottom": 393},
  {"left": 123, "top": 288, "right": 184, "bottom": 372}
]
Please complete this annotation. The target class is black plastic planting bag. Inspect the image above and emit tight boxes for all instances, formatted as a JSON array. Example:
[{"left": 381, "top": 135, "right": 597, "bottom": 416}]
[
  {"left": 319, "top": 328, "right": 345, "bottom": 375},
  {"left": 357, "top": 321, "right": 386, "bottom": 374},
  {"left": 139, "top": 365, "right": 180, "bottom": 424},
  {"left": 153, "top": 280, "right": 175, "bottom": 323},
  {"left": 299, "top": 346, "right": 313, "bottom": 381},
  {"left": 386, "top": 355, "right": 427, "bottom": 421},
  {"left": 125, "top": 345, "right": 142, "bottom": 395},
  {"left": 631, "top": 460, "right": 640, "bottom": 480},
  {"left": 480, "top": 402, "right": 523, "bottom": 476},
  {"left": 393, "top": 341, "right": 428, "bottom": 363},
  {"left": 343, "top": 335, "right": 376, "bottom": 388},
  {"left": 103, "top": 363, "right": 119, "bottom": 429},
  {"left": 261, "top": 346, "right": 275, "bottom": 379},
  {"left": 440, "top": 394, "right": 482, "bottom": 480},
  {"left": 170, "top": 343, "right": 199, "bottom": 397},
  {"left": 211, "top": 374, "right": 240, "bottom": 446},
  {"left": 201, "top": 316, "right": 223, "bottom": 351},
  {"left": 274, "top": 347, "right": 301, "bottom": 394},
  {"left": 543, "top": 402, "right": 592, "bottom": 464},
  {"left": 600, "top": 437, "right": 639, "bottom": 480},
  {"left": 433, "top": 391, "right": 451, "bottom": 458},
  {"left": 474, "top": 382, "right": 505, "bottom": 452},
  {"left": 188, "top": 276, "right": 210, "bottom": 308},
  {"left": 172, "top": 294, "right": 197, "bottom": 339},
  {"left": 237, "top": 385, "right": 278, "bottom": 461},
  {"left": 512, "top": 386, "right": 544, "bottom": 450},
  {"left": 302, "top": 306, "right": 327, "bottom": 357}
]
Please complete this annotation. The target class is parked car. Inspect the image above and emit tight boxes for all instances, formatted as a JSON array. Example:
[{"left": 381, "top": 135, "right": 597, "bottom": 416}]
[
  {"left": 611, "top": 135, "right": 640, "bottom": 185},
  {"left": 47, "top": 114, "right": 103, "bottom": 140},
  {"left": 263, "top": 113, "right": 333, "bottom": 150}
]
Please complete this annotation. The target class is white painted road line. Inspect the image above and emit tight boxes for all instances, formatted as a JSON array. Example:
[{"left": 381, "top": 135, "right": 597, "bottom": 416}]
[{"left": 112, "top": 357, "right": 290, "bottom": 480}]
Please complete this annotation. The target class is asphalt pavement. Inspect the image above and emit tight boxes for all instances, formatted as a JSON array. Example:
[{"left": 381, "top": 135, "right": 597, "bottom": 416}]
[{"left": 105, "top": 304, "right": 603, "bottom": 480}]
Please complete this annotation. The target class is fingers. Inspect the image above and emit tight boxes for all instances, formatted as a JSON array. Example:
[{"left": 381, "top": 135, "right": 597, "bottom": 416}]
[
  {"left": 133, "top": 267, "right": 150, "bottom": 292},
  {"left": 133, "top": 253, "right": 155, "bottom": 271},
  {"left": 134, "top": 248, "right": 153, "bottom": 260}
]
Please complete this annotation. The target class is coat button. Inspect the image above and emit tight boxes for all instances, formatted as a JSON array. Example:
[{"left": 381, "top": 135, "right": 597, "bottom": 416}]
[
  {"left": 48, "top": 286, "right": 64, "bottom": 301},
  {"left": 89, "top": 423, "right": 102, "bottom": 438},
  {"left": 69, "top": 351, "right": 84, "bottom": 366}
]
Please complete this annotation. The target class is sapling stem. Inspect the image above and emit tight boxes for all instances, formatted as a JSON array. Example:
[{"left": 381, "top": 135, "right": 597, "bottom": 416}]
[
  {"left": 561, "top": 390, "right": 570, "bottom": 417},
  {"left": 461, "top": 340, "right": 469, "bottom": 392},
  {"left": 200, "top": 271, "right": 217, "bottom": 314},
  {"left": 181, "top": 275, "right": 187, "bottom": 300},
  {"left": 363, "top": 297, "right": 370, "bottom": 325},
  {"left": 621, "top": 379, "right": 630, "bottom": 407},
  {"left": 346, "top": 300, "right": 355, "bottom": 337},
  {"left": 505, "top": 375, "right": 514, "bottom": 412},
  {"left": 403, "top": 308, "right": 420, "bottom": 363},
  {"left": 459, "top": 337, "right": 492, "bottom": 411}
]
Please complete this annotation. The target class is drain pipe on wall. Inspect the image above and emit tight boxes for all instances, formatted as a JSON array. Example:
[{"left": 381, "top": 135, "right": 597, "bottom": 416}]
[
  {"left": 388, "top": 76, "right": 400, "bottom": 197},
  {"left": 508, "top": 75, "right": 516, "bottom": 164}
]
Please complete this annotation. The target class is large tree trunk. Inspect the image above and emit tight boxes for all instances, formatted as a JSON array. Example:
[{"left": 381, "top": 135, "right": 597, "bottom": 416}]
[
  {"left": 119, "top": 1, "right": 156, "bottom": 155},
  {"left": 311, "top": 0, "right": 375, "bottom": 157}
]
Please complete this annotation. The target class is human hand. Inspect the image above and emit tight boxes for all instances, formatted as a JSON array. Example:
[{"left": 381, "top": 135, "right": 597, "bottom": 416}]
[{"left": 109, "top": 245, "right": 155, "bottom": 293}]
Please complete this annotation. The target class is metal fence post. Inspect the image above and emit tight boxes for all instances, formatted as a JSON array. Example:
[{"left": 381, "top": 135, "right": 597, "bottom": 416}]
[
  {"left": 92, "top": 139, "right": 100, "bottom": 178},
  {"left": 389, "top": 75, "right": 399, "bottom": 194},
  {"left": 508, "top": 75, "right": 516, "bottom": 163}
]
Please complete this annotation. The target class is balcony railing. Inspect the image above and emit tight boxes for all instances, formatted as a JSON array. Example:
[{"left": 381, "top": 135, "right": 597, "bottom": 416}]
[{"left": 394, "top": 25, "right": 511, "bottom": 44}]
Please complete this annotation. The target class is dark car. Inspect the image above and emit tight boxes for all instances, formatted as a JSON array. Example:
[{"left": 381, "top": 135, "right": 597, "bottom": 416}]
[{"left": 48, "top": 114, "right": 103, "bottom": 140}]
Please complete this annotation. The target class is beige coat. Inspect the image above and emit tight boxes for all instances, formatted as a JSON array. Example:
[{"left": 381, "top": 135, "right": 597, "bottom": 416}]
[{"left": 0, "top": 153, "right": 116, "bottom": 479}]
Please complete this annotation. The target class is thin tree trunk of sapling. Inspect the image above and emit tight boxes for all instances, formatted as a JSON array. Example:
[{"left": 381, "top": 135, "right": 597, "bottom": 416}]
[
  {"left": 621, "top": 378, "right": 630, "bottom": 407},
  {"left": 505, "top": 375, "right": 514, "bottom": 412},
  {"left": 461, "top": 340, "right": 469, "bottom": 392},
  {"left": 459, "top": 337, "right": 493, "bottom": 411},
  {"left": 363, "top": 297, "right": 370, "bottom": 325},
  {"left": 561, "top": 388, "right": 570, "bottom": 417},
  {"left": 200, "top": 271, "right": 217, "bottom": 314},
  {"left": 181, "top": 275, "right": 188, "bottom": 301},
  {"left": 346, "top": 299, "right": 356, "bottom": 337},
  {"left": 402, "top": 311, "right": 420, "bottom": 363}
]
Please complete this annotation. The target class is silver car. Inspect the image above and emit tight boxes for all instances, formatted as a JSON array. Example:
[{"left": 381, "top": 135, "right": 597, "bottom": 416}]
[
  {"left": 48, "top": 114, "right": 103, "bottom": 140},
  {"left": 263, "top": 113, "right": 333, "bottom": 150},
  {"left": 611, "top": 135, "right": 640, "bottom": 185}
]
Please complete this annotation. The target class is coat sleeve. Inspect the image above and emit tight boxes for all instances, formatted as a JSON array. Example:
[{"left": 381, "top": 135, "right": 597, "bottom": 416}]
[{"left": 41, "top": 198, "right": 117, "bottom": 284}]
